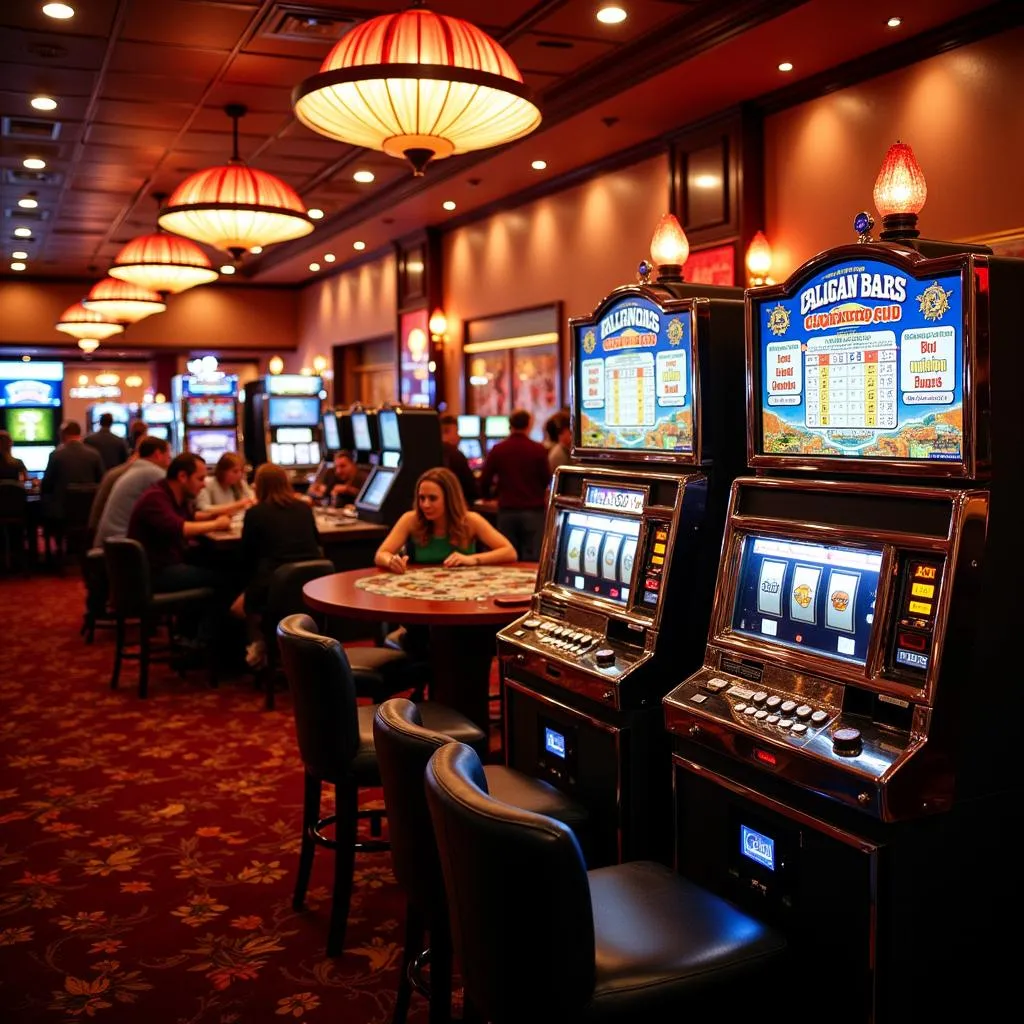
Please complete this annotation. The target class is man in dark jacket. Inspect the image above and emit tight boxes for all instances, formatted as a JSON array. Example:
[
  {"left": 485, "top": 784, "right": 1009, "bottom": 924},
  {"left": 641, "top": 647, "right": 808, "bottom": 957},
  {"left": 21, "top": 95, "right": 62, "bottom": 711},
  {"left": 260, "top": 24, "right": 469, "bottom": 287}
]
[
  {"left": 84, "top": 411, "right": 130, "bottom": 471},
  {"left": 41, "top": 420, "right": 103, "bottom": 522}
]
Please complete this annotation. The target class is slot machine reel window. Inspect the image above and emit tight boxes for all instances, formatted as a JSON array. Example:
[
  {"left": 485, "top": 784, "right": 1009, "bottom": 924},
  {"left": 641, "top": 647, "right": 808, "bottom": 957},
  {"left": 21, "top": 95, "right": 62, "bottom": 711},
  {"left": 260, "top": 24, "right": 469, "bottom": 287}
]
[
  {"left": 268, "top": 396, "right": 320, "bottom": 428},
  {"left": 351, "top": 413, "right": 372, "bottom": 452},
  {"left": 554, "top": 510, "right": 641, "bottom": 606},
  {"left": 379, "top": 410, "right": 401, "bottom": 451},
  {"left": 730, "top": 536, "right": 883, "bottom": 666},
  {"left": 186, "top": 396, "right": 235, "bottom": 427}
]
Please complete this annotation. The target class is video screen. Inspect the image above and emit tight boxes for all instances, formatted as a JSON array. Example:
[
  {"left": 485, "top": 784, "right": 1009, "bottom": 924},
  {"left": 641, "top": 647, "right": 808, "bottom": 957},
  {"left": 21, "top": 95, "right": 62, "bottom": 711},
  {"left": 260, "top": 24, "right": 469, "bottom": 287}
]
[
  {"left": 186, "top": 396, "right": 235, "bottom": 427},
  {"left": 186, "top": 429, "right": 236, "bottom": 468},
  {"left": 91, "top": 402, "right": 130, "bottom": 424},
  {"left": 268, "top": 396, "right": 320, "bottom": 428},
  {"left": 268, "top": 374, "right": 321, "bottom": 396},
  {"left": 458, "top": 414, "right": 481, "bottom": 438},
  {"left": 554, "top": 510, "right": 641, "bottom": 606},
  {"left": 575, "top": 295, "right": 694, "bottom": 454},
  {"left": 730, "top": 535, "right": 882, "bottom": 666},
  {"left": 276, "top": 427, "right": 312, "bottom": 443},
  {"left": 11, "top": 444, "right": 54, "bottom": 474},
  {"left": 379, "top": 409, "right": 401, "bottom": 451},
  {"left": 110, "top": 423, "right": 127, "bottom": 438},
  {"left": 352, "top": 412, "right": 372, "bottom": 451},
  {"left": 485, "top": 438, "right": 501, "bottom": 453},
  {"left": 0, "top": 360, "right": 63, "bottom": 408},
  {"left": 142, "top": 403, "right": 174, "bottom": 424},
  {"left": 144, "top": 424, "right": 170, "bottom": 441},
  {"left": 754, "top": 259, "right": 965, "bottom": 464},
  {"left": 359, "top": 467, "right": 396, "bottom": 509},
  {"left": 382, "top": 450, "right": 400, "bottom": 468},
  {"left": 322, "top": 412, "right": 341, "bottom": 451},
  {"left": 459, "top": 438, "right": 483, "bottom": 468},
  {"left": 485, "top": 415, "right": 510, "bottom": 438},
  {"left": 271, "top": 442, "right": 295, "bottom": 466},
  {"left": 6, "top": 407, "right": 56, "bottom": 444}
]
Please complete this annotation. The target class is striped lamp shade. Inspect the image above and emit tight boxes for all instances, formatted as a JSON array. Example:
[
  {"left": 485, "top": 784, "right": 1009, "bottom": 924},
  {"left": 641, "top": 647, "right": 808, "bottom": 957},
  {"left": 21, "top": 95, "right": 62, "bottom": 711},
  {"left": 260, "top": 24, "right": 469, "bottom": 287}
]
[
  {"left": 82, "top": 278, "right": 167, "bottom": 324},
  {"left": 54, "top": 302, "right": 125, "bottom": 341},
  {"left": 109, "top": 232, "right": 218, "bottom": 294},
  {"left": 293, "top": 7, "right": 541, "bottom": 175}
]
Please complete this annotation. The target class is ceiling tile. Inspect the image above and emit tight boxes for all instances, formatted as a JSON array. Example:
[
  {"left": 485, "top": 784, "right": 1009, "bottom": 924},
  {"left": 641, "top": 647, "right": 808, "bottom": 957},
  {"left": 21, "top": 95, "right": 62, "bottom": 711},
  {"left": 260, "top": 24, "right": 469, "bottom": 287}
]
[
  {"left": 109, "top": 41, "right": 227, "bottom": 78},
  {"left": 101, "top": 71, "right": 212, "bottom": 105},
  {"left": 506, "top": 33, "right": 615, "bottom": 76},
  {"left": 122, "top": 1, "right": 256, "bottom": 49},
  {"left": 222, "top": 52, "right": 322, "bottom": 87},
  {"left": 0, "top": 28, "right": 109, "bottom": 71},
  {"left": 93, "top": 98, "right": 194, "bottom": 131}
]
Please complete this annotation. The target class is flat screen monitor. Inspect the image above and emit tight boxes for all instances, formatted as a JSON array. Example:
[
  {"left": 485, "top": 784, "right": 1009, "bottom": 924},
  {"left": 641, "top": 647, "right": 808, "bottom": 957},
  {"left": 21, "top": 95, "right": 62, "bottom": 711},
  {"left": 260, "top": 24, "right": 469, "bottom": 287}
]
[
  {"left": 575, "top": 295, "right": 694, "bottom": 455},
  {"left": 322, "top": 411, "right": 341, "bottom": 451},
  {"left": 276, "top": 427, "right": 313, "bottom": 443},
  {"left": 379, "top": 409, "right": 401, "bottom": 451},
  {"left": 553, "top": 509, "right": 641, "bottom": 607},
  {"left": 91, "top": 402, "right": 130, "bottom": 424},
  {"left": 730, "top": 535, "right": 883, "bottom": 666},
  {"left": 0, "top": 361, "right": 63, "bottom": 408},
  {"left": 359, "top": 467, "right": 396, "bottom": 510},
  {"left": 485, "top": 437, "right": 501, "bottom": 453},
  {"left": 186, "top": 429, "right": 236, "bottom": 468},
  {"left": 382, "top": 450, "right": 400, "bottom": 468},
  {"left": 458, "top": 438, "right": 483, "bottom": 468},
  {"left": 351, "top": 412, "right": 372, "bottom": 451},
  {"left": 270, "top": 442, "right": 295, "bottom": 466},
  {"left": 11, "top": 444, "right": 54, "bottom": 474},
  {"left": 144, "top": 424, "right": 170, "bottom": 441},
  {"left": 268, "top": 374, "right": 321, "bottom": 395},
  {"left": 6, "top": 406, "right": 56, "bottom": 444},
  {"left": 142, "top": 403, "right": 174, "bottom": 424},
  {"left": 484, "top": 415, "right": 510, "bottom": 438},
  {"left": 110, "top": 423, "right": 127, "bottom": 438},
  {"left": 268, "top": 396, "right": 320, "bottom": 428},
  {"left": 752, "top": 258, "right": 965, "bottom": 465},
  {"left": 458, "top": 414, "right": 481, "bottom": 438},
  {"left": 186, "top": 396, "right": 235, "bottom": 427}
]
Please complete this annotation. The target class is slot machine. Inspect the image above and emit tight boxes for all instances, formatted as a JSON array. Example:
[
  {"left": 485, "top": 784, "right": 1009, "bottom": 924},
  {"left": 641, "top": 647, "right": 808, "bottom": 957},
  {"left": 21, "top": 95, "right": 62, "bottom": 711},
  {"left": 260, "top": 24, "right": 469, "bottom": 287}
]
[
  {"left": 0, "top": 359, "right": 63, "bottom": 478},
  {"left": 87, "top": 401, "right": 135, "bottom": 438},
  {"left": 172, "top": 372, "right": 241, "bottom": 470},
  {"left": 456, "top": 413, "right": 484, "bottom": 472},
  {"left": 141, "top": 400, "right": 175, "bottom": 446},
  {"left": 497, "top": 216, "right": 748, "bottom": 866},
  {"left": 355, "top": 406, "right": 443, "bottom": 526},
  {"left": 663, "top": 200, "right": 1023, "bottom": 1017},
  {"left": 349, "top": 406, "right": 380, "bottom": 468}
]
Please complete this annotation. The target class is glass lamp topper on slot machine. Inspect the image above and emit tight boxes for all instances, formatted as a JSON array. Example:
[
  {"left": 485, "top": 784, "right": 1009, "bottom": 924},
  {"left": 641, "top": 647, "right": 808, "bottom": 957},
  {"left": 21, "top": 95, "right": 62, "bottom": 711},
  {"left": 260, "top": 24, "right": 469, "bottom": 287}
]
[
  {"left": 663, "top": 142, "right": 1023, "bottom": 1020},
  {"left": 497, "top": 214, "right": 750, "bottom": 866}
]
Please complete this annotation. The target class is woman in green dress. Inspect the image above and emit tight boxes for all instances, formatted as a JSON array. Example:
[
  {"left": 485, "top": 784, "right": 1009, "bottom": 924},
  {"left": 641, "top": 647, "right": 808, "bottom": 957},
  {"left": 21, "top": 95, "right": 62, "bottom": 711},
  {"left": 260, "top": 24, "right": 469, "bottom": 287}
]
[{"left": 374, "top": 466, "right": 517, "bottom": 573}]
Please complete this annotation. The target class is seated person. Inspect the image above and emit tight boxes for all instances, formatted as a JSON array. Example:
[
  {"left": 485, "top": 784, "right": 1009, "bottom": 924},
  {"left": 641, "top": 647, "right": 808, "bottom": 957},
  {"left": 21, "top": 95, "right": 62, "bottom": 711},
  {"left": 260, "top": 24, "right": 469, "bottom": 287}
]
[
  {"left": 94, "top": 437, "right": 172, "bottom": 548},
  {"left": 374, "top": 466, "right": 517, "bottom": 573},
  {"left": 126, "top": 452, "right": 231, "bottom": 598},
  {"left": 308, "top": 450, "right": 366, "bottom": 507},
  {"left": 230, "top": 462, "right": 323, "bottom": 669},
  {"left": 41, "top": 420, "right": 104, "bottom": 522},
  {"left": 0, "top": 430, "right": 26, "bottom": 482},
  {"left": 196, "top": 451, "right": 255, "bottom": 516}
]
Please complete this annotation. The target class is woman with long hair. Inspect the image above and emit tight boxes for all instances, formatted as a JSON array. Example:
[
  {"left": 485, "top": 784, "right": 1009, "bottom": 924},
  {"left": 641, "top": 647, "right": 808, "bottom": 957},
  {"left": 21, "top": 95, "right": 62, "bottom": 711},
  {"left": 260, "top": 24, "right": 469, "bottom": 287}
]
[
  {"left": 374, "top": 466, "right": 516, "bottom": 573},
  {"left": 232, "top": 462, "right": 322, "bottom": 668},
  {"left": 0, "top": 430, "right": 26, "bottom": 483},
  {"left": 197, "top": 451, "right": 254, "bottom": 516}
]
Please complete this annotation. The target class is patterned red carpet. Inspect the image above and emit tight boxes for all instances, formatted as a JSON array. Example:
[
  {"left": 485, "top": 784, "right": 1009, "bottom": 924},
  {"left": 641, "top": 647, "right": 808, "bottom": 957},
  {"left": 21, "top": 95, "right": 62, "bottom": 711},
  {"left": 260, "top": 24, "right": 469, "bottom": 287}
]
[{"left": 0, "top": 571, "right": 446, "bottom": 1024}]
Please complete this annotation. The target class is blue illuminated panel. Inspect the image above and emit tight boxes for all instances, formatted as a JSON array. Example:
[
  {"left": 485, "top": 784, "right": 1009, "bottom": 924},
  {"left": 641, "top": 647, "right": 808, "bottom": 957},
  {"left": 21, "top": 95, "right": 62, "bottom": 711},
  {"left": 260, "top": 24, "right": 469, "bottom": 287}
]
[
  {"left": 740, "top": 825, "right": 775, "bottom": 872},
  {"left": 544, "top": 727, "right": 566, "bottom": 760}
]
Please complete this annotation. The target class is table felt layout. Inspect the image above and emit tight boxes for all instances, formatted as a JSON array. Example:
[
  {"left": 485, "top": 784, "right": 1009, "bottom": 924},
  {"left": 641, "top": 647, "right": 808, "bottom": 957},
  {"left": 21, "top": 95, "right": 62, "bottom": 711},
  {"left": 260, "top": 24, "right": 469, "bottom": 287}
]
[{"left": 356, "top": 565, "right": 538, "bottom": 602}]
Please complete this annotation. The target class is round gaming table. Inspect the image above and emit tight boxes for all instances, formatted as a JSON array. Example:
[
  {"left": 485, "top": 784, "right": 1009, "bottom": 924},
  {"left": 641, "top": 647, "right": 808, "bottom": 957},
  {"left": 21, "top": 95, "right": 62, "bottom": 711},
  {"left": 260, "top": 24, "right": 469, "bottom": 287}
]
[{"left": 303, "top": 563, "right": 538, "bottom": 733}]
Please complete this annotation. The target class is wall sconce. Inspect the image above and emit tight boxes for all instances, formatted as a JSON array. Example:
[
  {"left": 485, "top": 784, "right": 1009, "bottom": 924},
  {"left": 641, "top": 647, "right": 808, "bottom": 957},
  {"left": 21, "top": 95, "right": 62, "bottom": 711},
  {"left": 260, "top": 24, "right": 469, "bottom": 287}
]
[
  {"left": 312, "top": 354, "right": 328, "bottom": 375},
  {"left": 745, "top": 230, "right": 775, "bottom": 286},
  {"left": 429, "top": 308, "right": 448, "bottom": 343},
  {"left": 268, "top": 355, "right": 284, "bottom": 375}
]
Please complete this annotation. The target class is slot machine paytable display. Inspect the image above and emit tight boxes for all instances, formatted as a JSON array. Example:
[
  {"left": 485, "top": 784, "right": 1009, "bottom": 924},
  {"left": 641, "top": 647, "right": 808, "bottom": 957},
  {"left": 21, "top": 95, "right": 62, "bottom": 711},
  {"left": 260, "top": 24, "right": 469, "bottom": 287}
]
[
  {"left": 663, "top": 233, "right": 1024, "bottom": 1018},
  {"left": 497, "top": 227, "right": 748, "bottom": 866}
]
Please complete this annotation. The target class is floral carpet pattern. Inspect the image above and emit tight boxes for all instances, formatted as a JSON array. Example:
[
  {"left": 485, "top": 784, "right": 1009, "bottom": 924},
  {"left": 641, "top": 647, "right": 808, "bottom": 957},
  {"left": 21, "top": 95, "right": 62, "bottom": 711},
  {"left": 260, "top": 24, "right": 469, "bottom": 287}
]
[{"left": 0, "top": 572, "right": 442, "bottom": 1024}]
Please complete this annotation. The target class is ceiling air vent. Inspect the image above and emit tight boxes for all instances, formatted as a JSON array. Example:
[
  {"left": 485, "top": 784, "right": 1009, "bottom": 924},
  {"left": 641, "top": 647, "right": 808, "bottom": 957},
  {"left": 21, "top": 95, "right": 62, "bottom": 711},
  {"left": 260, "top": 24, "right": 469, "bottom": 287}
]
[
  {"left": 5, "top": 207, "right": 50, "bottom": 223},
  {"left": 536, "top": 39, "right": 574, "bottom": 49},
  {"left": 1, "top": 116, "right": 61, "bottom": 141},
  {"left": 260, "top": 4, "right": 361, "bottom": 43},
  {"left": 3, "top": 168, "right": 62, "bottom": 186}
]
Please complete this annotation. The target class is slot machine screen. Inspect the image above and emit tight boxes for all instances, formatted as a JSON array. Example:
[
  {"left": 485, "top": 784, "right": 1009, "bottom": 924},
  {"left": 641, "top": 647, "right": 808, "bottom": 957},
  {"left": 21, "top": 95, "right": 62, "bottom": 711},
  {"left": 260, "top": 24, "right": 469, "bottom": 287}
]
[
  {"left": 142, "top": 403, "right": 174, "bottom": 424},
  {"left": 0, "top": 360, "right": 63, "bottom": 407},
  {"left": 268, "top": 396, "right": 320, "bottom": 428},
  {"left": 6, "top": 407, "right": 56, "bottom": 444},
  {"left": 730, "top": 535, "right": 882, "bottom": 666},
  {"left": 459, "top": 438, "right": 483, "bottom": 468},
  {"left": 753, "top": 259, "right": 965, "bottom": 465},
  {"left": 485, "top": 438, "right": 501, "bottom": 454},
  {"left": 553, "top": 510, "right": 641, "bottom": 606},
  {"left": 351, "top": 413, "right": 372, "bottom": 451},
  {"left": 186, "top": 430, "right": 236, "bottom": 467},
  {"left": 574, "top": 295, "right": 695, "bottom": 454},
  {"left": 322, "top": 412, "right": 341, "bottom": 452},
  {"left": 144, "top": 424, "right": 170, "bottom": 441},
  {"left": 110, "top": 422, "right": 127, "bottom": 438},
  {"left": 11, "top": 445, "right": 54, "bottom": 474},
  {"left": 458, "top": 414, "right": 481, "bottom": 438},
  {"left": 381, "top": 450, "right": 400, "bottom": 468},
  {"left": 379, "top": 409, "right": 401, "bottom": 451},
  {"left": 358, "top": 467, "right": 396, "bottom": 510},
  {"left": 270, "top": 442, "right": 296, "bottom": 465},
  {"left": 485, "top": 415, "right": 510, "bottom": 438},
  {"left": 186, "top": 396, "right": 235, "bottom": 427}
]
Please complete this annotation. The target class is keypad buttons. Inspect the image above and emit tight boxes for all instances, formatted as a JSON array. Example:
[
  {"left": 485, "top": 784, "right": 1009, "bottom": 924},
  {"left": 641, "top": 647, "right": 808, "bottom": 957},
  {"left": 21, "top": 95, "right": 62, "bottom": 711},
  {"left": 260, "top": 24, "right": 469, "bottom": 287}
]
[
  {"left": 780, "top": 700, "right": 797, "bottom": 714},
  {"left": 791, "top": 722, "right": 808, "bottom": 735},
  {"left": 795, "top": 705, "right": 813, "bottom": 720},
  {"left": 765, "top": 695, "right": 782, "bottom": 709},
  {"left": 810, "top": 710, "right": 829, "bottom": 725},
  {"left": 752, "top": 691, "right": 768, "bottom": 705}
]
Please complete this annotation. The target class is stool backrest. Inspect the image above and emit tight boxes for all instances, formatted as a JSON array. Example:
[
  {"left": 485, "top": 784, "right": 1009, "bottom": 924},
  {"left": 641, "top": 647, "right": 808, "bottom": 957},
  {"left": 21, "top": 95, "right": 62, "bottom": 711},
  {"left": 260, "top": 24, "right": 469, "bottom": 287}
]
[
  {"left": 373, "top": 698, "right": 451, "bottom": 916},
  {"left": 276, "top": 613, "right": 360, "bottom": 782},
  {"left": 64, "top": 483, "right": 99, "bottom": 528},
  {"left": 265, "top": 559, "right": 335, "bottom": 628},
  {"left": 103, "top": 538, "right": 151, "bottom": 615},
  {"left": 425, "top": 742, "right": 596, "bottom": 1022},
  {"left": 0, "top": 480, "right": 27, "bottom": 521}
]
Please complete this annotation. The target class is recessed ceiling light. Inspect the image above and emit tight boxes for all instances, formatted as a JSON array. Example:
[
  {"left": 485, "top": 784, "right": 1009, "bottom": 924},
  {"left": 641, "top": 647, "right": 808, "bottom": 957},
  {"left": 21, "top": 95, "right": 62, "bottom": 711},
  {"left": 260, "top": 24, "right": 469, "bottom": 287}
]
[
  {"left": 42, "top": 3, "right": 76, "bottom": 19},
  {"left": 309, "top": 262, "right": 321, "bottom": 272},
  {"left": 18, "top": 195, "right": 39, "bottom": 209},
  {"left": 249, "top": 245, "right": 263, "bottom": 254},
  {"left": 353, "top": 170, "right": 375, "bottom": 183},
  {"left": 31, "top": 95, "right": 58, "bottom": 111},
  {"left": 887, "top": 16, "right": 902, "bottom": 28},
  {"left": 307, "top": 208, "right": 325, "bottom": 220},
  {"left": 324, "top": 253, "right": 336, "bottom": 263},
  {"left": 442, "top": 200, "right": 457, "bottom": 211},
  {"left": 11, "top": 262, "right": 27, "bottom": 272},
  {"left": 23, "top": 157, "right": 46, "bottom": 170},
  {"left": 14, "top": 227, "right": 32, "bottom": 238},
  {"left": 219, "top": 264, "right": 235, "bottom": 275},
  {"left": 353, "top": 240, "right": 366, "bottom": 251},
  {"left": 11, "top": 251, "right": 28, "bottom": 260},
  {"left": 596, "top": 6, "right": 627, "bottom": 24},
  {"left": 778, "top": 61, "right": 794, "bottom": 72},
  {"left": 531, "top": 159, "right": 547, "bottom": 170}
]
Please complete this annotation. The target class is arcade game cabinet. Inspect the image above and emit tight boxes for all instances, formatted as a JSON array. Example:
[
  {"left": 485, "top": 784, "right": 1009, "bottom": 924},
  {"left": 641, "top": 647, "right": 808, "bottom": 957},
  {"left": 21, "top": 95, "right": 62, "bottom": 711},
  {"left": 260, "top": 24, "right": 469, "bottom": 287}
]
[
  {"left": 355, "top": 406, "right": 443, "bottom": 526},
  {"left": 0, "top": 359, "right": 63, "bottom": 478},
  {"left": 243, "top": 374, "right": 323, "bottom": 477},
  {"left": 664, "top": 182, "right": 1023, "bottom": 1018},
  {"left": 173, "top": 372, "right": 240, "bottom": 469},
  {"left": 497, "top": 216, "right": 748, "bottom": 865}
]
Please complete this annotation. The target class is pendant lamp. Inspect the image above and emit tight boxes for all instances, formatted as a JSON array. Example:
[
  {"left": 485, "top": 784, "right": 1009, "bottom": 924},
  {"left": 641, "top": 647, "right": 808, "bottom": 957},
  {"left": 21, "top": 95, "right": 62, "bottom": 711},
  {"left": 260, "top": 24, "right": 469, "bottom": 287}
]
[
  {"left": 82, "top": 278, "right": 166, "bottom": 324},
  {"left": 158, "top": 105, "right": 313, "bottom": 261},
  {"left": 110, "top": 194, "right": 218, "bottom": 294},
  {"left": 55, "top": 302, "right": 125, "bottom": 341},
  {"left": 293, "top": 2, "right": 542, "bottom": 176}
]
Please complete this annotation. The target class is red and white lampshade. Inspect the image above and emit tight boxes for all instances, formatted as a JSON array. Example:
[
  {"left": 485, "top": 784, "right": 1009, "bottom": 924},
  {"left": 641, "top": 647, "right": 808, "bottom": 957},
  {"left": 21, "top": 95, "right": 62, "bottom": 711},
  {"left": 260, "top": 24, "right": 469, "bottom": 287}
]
[
  {"left": 109, "top": 232, "right": 218, "bottom": 294},
  {"left": 82, "top": 278, "right": 167, "bottom": 324},
  {"left": 54, "top": 301, "right": 125, "bottom": 341}
]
